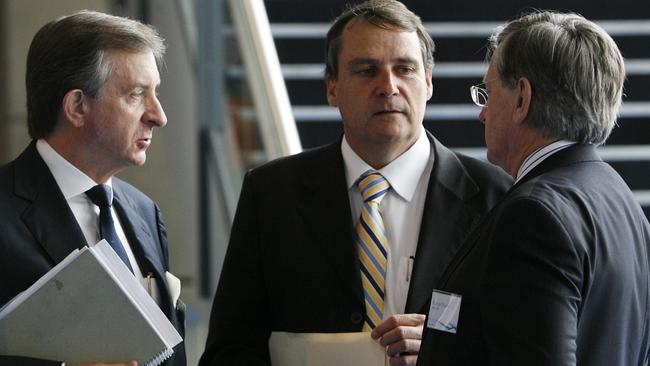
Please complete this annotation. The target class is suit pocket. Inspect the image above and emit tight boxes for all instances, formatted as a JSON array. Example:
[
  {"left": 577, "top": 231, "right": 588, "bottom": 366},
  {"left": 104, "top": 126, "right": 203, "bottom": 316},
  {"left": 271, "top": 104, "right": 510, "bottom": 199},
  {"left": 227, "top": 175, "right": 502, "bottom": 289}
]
[{"left": 175, "top": 299, "right": 186, "bottom": 337}]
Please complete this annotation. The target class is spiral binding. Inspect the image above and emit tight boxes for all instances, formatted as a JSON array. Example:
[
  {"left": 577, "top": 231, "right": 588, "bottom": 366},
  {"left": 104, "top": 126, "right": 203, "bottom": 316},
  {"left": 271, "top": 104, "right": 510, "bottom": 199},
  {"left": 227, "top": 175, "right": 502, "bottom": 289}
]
[{"left": 145, "top": 347, "right": 174, "bottom": 366}]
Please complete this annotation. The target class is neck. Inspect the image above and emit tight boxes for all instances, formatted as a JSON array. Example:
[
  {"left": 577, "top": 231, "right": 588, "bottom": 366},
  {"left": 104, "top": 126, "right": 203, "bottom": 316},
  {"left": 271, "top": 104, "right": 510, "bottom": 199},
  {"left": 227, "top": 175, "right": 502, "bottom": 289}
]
[
  {"left": 357, "top": 147, "right": 403, "bottom": 169},
  {"left": 45, "top": 133, "right": 117, "bottom": 184},
  {"left": 504, "top": 135, "right": 555, "bottom": 178},
  {"left": 346, "top": 130, "right": 422, "bottom": 170}
]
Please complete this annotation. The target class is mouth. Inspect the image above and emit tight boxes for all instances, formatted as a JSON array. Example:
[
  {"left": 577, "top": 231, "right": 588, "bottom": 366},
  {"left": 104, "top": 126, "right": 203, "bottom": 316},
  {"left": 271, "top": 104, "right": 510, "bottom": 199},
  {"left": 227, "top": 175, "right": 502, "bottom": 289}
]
[
  {"left": 136, "top": 138, "right": 152, "bottom": 149},
  {"left": 371, "top": 109, "right": 403, "bottom": 117},
  {"left": 370, "top": 105, "right": 405, "bottom": 116}
]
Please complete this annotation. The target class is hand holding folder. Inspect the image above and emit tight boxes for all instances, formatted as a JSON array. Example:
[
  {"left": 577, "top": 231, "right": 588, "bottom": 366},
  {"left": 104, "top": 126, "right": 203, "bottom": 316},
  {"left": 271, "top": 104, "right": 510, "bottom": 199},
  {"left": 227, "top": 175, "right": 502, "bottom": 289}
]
[
  {"left": 69, "top": 361, "right": 136, "bottom": 366},
  {"left": 0, "top": 240, "right": 182, "bottom": 366},
  {"left": 269, "top": 331, "right": 388, "bottom": 366}
]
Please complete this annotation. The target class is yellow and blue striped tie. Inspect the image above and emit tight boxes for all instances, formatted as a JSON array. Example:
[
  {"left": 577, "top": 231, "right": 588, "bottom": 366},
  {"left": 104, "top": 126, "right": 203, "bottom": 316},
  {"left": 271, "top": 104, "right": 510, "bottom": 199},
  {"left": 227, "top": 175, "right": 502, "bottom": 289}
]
[{"left": 355, "top": 170, "right": 391, "bottom": 331}]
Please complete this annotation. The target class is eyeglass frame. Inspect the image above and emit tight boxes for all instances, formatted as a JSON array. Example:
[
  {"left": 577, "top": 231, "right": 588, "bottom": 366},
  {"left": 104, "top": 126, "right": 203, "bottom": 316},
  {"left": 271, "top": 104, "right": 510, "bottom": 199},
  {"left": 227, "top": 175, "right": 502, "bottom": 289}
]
[{"left": 470, "top": 82, "right": 489, "bottom": 107}]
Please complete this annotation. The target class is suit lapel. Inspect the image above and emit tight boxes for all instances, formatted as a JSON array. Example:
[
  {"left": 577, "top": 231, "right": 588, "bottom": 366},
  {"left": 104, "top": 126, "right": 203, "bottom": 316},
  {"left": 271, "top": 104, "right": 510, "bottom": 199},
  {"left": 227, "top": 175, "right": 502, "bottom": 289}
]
[
  {"left": 111, "top": 183, "right": 175, "bottom": 314},
  {"left": 405, "top": 134, "right": 482, "bottom": 313},
  {"left": 296, "top": 142, "right": 364, "bottom": 305},
  {"left": 112, "top": 184, "right": 166, "bottom": 276},
  {"left": 16, "top": 143, "right": 88, "bottom": 265}
]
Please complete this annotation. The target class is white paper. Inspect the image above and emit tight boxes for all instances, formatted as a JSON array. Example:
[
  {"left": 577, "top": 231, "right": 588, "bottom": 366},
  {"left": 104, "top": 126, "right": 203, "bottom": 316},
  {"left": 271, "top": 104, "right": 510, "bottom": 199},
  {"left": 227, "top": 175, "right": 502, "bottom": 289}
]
[
  {"left": 91, "top": 240, "right": 182, "bottom": 348},
  {"left": 0, "top": 240, "right": 182, "bottom": 365},
  {"left": 426, "top": 289, "right": 462, "bottom": 334},
  {"left": 0, "top": 247, "right": 82, "bottom": 316},
  {"left": 269, "top": 331, "right": 387, "bottom": 366},
  {"left": 165, "top": 271, "right": 181, "bottom": 306}
]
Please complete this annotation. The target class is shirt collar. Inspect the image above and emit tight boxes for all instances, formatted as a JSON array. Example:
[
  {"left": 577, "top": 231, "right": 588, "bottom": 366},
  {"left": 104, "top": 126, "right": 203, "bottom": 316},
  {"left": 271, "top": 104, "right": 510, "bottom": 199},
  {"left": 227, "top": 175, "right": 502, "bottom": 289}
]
[
  {"left": 515, "top": 139, "right": 577, "bottom": 183},
  {"left": 36, "top": 139, "right": 112, "bottom": 199},
  {"left": 342, "top": 129, "right": 431, "bottom": 202}
]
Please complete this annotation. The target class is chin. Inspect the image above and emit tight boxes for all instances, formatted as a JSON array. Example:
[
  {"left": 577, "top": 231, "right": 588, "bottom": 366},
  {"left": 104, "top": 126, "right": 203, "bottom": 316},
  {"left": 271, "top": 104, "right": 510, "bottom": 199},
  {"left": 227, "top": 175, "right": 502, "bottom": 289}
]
[
  {"left": 371, "top": 121, "right": 406, "bottom": 135},
  {"left": 128, "top": 154, "right": 147, "bottom": 167},
  {"left": 372, "top": 113, "right": 407, "bottom": 125}
]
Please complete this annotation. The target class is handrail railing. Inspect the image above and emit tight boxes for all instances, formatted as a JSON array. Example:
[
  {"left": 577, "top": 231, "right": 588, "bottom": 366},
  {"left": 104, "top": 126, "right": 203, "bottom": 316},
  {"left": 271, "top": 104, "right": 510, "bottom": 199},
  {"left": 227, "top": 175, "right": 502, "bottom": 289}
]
[{"left": 228, "top": 0, "right": 302, "bottom": 158}]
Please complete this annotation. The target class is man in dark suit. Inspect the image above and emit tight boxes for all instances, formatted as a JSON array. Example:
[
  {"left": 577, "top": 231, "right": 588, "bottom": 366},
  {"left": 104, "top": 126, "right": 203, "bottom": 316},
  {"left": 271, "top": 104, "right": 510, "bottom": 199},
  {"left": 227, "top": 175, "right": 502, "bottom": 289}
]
[
  {"left": 199, "top": 1, "right": 511, "bottom": 365},
  {"left": 417, "top": 11, "right": 650, "bottom": 366},
  {"left": 0, "top": 11, "right": 185, "bottom": 366}
]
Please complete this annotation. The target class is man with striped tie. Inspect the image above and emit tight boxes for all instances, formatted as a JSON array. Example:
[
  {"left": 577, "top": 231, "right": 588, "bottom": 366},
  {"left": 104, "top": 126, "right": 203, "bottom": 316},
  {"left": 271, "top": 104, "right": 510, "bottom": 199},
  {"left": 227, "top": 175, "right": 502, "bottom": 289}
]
[{"left": 200, "top": 1, "right": 511, "bottom": 365}]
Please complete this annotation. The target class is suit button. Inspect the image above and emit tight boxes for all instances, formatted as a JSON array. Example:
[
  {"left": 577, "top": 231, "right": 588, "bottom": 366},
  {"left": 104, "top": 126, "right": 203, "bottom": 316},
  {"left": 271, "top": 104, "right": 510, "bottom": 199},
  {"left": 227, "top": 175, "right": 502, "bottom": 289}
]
[{"left": 351, "top": 312, "right": 363, "bottom": 324}]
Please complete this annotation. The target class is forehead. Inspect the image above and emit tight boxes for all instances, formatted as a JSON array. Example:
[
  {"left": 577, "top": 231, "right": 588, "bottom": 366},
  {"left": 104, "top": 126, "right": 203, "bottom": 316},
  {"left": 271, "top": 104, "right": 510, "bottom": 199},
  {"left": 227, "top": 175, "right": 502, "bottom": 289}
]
[
  {"left": 106, "top": 50, "right": 160, "bottom": 83},
  {"left": 338, "top": 18, "right": 422, "bottom": 63},
  {"left": 485, "top": 48, "right": 502, "bottom": 82}
]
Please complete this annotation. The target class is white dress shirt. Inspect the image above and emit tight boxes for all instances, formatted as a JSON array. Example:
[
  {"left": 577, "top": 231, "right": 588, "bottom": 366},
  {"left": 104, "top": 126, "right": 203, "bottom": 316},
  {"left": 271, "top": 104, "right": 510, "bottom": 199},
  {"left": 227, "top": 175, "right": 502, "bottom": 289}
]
[
  {"left": 36, "top": 139, "right": 145, "bottom": 280},
  {"left": 515, "top": 140, "right": 577, "bottom": 183},
  {"left": 342, "top": 129, "right": 434, "bottom": 317}
]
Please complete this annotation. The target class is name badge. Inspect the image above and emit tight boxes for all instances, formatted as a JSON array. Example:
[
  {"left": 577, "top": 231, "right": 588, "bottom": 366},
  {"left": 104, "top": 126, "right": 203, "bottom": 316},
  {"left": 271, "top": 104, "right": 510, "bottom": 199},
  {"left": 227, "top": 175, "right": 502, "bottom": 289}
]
[{"left": 426, "top": 289, "right": 462, "bottom": 334}]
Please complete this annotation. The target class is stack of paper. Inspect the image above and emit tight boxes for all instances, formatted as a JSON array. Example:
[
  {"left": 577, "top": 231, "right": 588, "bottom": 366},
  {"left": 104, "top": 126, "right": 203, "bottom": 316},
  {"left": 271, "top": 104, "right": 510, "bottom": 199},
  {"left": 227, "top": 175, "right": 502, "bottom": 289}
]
[
  {"left": 269, "top": 331, "right": 387, "bottom": 366},
  {"left": 0, "top": 240, "right": 182, "bottom": 366}
]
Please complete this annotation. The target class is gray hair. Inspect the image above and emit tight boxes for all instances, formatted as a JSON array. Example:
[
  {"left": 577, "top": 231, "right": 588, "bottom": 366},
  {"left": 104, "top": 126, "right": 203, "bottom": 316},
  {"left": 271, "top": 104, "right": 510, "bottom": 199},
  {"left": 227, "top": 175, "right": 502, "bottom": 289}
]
[
  {"left": 325, "top": 0, "right": 435, "bottom": 79},
  {"left": 488, "top": 11, "right": 625, "bottom": 144},
  {"left": 26, "top": 10, "right": 165, "bottom": 139}
]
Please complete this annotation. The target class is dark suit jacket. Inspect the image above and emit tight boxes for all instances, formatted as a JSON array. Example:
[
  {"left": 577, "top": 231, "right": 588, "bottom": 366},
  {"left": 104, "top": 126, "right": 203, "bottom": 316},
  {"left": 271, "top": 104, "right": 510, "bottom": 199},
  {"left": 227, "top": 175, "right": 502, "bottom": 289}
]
[
  {"left": 199, "top": 133, "right": 512, "bottom": 365},
  {"left": 0, "top": 142, "right": 186, "bottom": 366},
  {"left": 418, "top": 144, "right": 650, "bottom": 366}
]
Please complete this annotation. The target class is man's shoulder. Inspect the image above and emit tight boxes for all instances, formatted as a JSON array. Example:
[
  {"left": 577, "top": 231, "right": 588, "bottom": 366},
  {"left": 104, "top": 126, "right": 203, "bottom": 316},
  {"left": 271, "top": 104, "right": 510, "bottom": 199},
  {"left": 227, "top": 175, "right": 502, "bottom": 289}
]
[
  {"left": 248, "top": 141, "right": 340, "bottom": 178},
  {"left": 0, "top": 143, "right": 36, "bottom": 175},
  {"left": 0, "top": 143, "right": 43, "bottom": 199},
  {"left": 0, "top": 159, "right": 22, "bottom": 213},
  {"left": 450, "top": 151, "right": 512, "bottom": 193},
  {"left": 426, "top": 132, "right": 511, "bottom": 193},
  {"left": 457, "top": 152, "right": 509, "bottom": 181},
  {"left": 0, "top": 157, "right": 16, "bottom": 188},
  {"left": 112, "top": 177, "right": 155, "bottom": 206}
]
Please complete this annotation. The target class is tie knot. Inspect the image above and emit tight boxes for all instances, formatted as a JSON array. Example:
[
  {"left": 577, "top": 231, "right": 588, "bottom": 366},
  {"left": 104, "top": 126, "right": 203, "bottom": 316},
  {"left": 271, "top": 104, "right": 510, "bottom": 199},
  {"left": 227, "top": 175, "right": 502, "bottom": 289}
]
[
  {"left": 356, "top": 171, "right": 390, "bottom": 203},
  {"left": 86, "top": 184, "right": 113, "bottom": 208}
]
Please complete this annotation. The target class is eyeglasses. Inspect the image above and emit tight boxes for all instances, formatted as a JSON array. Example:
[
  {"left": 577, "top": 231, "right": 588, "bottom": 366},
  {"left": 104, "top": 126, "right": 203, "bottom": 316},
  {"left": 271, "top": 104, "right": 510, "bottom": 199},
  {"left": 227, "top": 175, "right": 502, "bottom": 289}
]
[{"left": 470, "top": 83, "right": 488, "bottom": 107}]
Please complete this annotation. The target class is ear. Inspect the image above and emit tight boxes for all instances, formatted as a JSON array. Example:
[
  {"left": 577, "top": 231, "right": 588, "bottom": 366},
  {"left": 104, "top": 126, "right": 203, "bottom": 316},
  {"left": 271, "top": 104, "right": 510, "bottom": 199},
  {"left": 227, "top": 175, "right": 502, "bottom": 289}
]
[
  {"left": 512, "top": 77, "right": 532, "bottom": 125},
  {"left": 425, "top": 68, "right": 433, "bottom": 100},
  {"left": 326, "top": 74, "right": 338, "bottom": 107},
  {"left": 61, "top": 89, "right": 88, "bottom": 128}
]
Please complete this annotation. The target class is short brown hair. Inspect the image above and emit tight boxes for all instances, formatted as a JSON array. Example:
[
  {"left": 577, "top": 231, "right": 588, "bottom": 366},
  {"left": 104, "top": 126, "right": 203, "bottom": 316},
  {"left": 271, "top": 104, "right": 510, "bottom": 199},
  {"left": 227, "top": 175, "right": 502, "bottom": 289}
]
[
  {"left": 325, "top": 0, "right": 434, "bottom": 79},
  {"left": 488, "top": 11, "right": 624, "bottom": 144},
  {"left": 25, "top": 10, "right": 165, "bottom": 139}
]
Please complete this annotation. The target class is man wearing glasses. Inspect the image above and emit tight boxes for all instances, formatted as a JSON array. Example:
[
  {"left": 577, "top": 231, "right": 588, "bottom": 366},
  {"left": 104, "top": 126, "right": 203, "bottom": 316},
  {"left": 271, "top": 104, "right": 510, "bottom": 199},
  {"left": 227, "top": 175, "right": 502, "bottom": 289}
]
[
  {"left": 418, "top": 11, "right": 650, "bottom": 366},
  {"left": 200, "top": 1, "right": 511, "bottom": 365}
]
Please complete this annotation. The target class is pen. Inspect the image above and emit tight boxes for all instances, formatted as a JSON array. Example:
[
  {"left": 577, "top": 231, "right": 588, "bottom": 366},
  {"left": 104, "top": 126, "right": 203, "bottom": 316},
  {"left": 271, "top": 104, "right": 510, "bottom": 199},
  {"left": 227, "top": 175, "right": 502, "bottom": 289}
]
[
  {"left": 146, "top": 272, "right": 153, "bottom": 295},
  {"left": 406, "top": 256, "right": 415, "bottom": 282}
]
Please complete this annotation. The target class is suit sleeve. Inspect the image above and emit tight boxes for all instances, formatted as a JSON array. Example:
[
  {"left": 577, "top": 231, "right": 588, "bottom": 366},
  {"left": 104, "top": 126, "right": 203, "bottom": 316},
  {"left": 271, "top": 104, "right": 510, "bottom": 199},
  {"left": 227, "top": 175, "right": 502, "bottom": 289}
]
[
  {"left": 199, "top": 171, "right": 271, "bottom": 366},
  {"left": 479, "top": 197, "right": 583, "bottom": 366}
]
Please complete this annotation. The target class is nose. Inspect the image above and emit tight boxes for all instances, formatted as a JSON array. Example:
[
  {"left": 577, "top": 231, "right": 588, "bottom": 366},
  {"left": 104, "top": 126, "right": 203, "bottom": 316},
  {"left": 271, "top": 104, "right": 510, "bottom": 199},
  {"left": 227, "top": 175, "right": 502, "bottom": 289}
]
[
  {"left": 376, "top": 70, "right": 399, "bottom": 97},
  {"left": 144, "top": 95, "right": 167, "bottom": 127},
  {"left": 478, "top": 106, "right": 487, "bottom": 125}
]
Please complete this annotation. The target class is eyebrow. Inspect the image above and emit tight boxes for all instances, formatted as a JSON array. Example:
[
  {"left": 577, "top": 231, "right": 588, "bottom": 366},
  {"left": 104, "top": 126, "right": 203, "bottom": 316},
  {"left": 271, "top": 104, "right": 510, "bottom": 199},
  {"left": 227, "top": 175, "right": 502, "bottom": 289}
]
[
  {"left": 394, "top": 57, "right": 419, "bottom": 65},
  {"left": 346, "top": 57, "right": 420, "bottom": 68},
  {"left": 346, "top": 58, "right": 378, "bottom": 69},
  {"left": 134, "top": 81, "right": 162, "bottom": 90}
]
